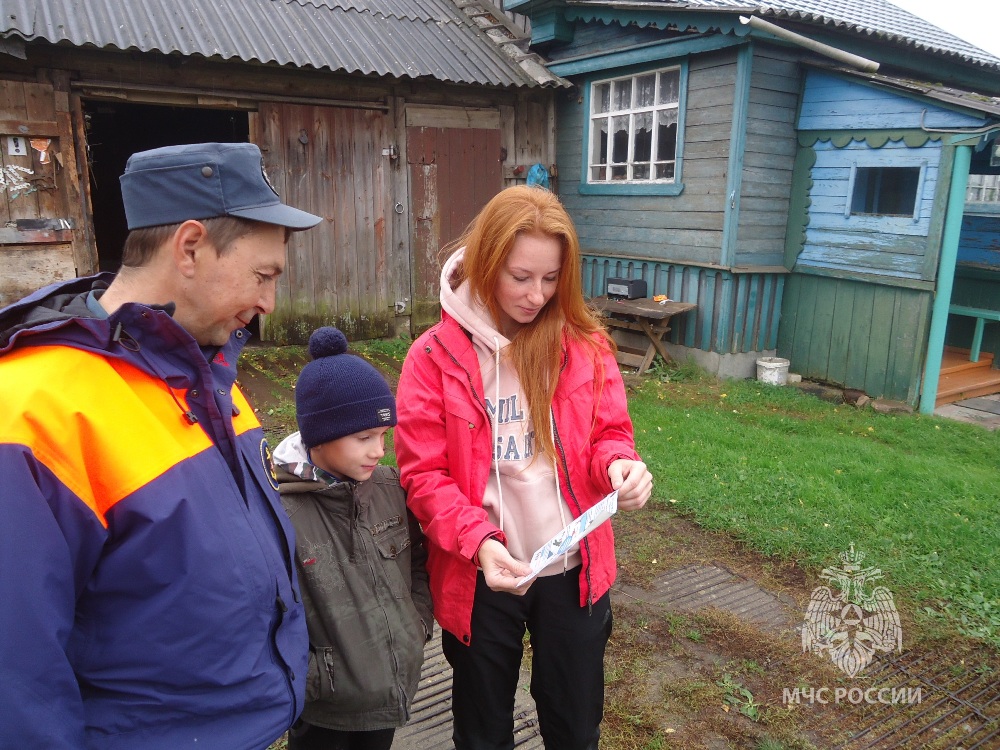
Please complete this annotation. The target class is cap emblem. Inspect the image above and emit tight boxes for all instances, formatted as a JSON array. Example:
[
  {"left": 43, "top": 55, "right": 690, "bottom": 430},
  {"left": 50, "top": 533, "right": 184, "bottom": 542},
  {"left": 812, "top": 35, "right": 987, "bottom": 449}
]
[{"left": 260, "top": 159, "right": 279, "bottom": 197}]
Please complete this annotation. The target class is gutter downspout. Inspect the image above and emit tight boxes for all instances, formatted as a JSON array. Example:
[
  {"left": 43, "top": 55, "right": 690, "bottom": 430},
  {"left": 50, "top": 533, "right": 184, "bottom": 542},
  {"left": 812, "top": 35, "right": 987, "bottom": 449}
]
[
  {"left": 739, "top": 15, "right": 880, "bottom": 72},
  {"left": 919, "top": 143, "right": 973, "bottom": 414}
]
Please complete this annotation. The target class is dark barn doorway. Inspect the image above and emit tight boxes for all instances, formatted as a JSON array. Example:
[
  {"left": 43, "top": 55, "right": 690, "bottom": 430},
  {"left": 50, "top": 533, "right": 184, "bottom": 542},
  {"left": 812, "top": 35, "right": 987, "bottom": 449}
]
[{"left": 83, "top": 101, "right": 250, "bottom": 273}]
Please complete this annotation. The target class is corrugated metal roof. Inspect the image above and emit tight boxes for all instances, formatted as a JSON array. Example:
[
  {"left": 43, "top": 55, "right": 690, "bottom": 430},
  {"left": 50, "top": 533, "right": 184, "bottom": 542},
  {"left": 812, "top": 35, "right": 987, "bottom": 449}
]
[
  {"left": 569, "top": 0, "right": 1000, "bottom": 70},
  {"left": 0, "top": 0, "right": 567, "bottom": 87}
]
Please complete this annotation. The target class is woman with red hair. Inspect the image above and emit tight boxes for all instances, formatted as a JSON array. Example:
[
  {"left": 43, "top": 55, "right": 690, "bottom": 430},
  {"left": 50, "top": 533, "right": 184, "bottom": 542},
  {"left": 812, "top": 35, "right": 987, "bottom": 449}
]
[{"left": 395, "top": 185, "right": 652, "bottom": 750}]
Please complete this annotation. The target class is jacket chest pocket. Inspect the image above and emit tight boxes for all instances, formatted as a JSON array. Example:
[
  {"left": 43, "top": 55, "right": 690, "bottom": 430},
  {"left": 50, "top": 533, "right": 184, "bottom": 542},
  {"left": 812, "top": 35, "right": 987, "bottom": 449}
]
[{"left": 373, "top": 523, "right": 410, "bottom": 599}]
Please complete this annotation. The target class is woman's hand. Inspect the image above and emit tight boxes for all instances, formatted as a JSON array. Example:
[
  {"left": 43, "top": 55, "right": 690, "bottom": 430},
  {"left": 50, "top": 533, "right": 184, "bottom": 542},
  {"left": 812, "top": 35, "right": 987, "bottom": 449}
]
[
  {"left": 477, "top": 538, "right": 534, "bottom": 595},
  {"left": 608, "top": 459, "right": 653, "bottom": 511}
]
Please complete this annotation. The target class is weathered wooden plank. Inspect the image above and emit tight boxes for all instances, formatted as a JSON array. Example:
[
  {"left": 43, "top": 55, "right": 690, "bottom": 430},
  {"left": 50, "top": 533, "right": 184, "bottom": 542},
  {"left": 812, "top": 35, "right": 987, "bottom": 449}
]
[
  {"left": 405, "top": 105, "right": 500, "bottom": 130},
  {"left": 789, "top": 275, "right": 815, "bottom": 372},
  {"left": 334, "top": 107, "right": 361, "bottom": 328},
  {"left": 0, "top": 119, "right": 59, "bottom": 137},
  {"left": 807, "top": 277, "right": 837, "bottom": 376},
  {"left": 864, "top": 290, "right": 896, "bottom": 396},
  {"left": 0, "top": 244, "right": 76, "bottom": 306},
  {"left": 844, "top": 282, "right": 876, "bottom": 389},
  {"left": 0, "top": 227, "right": 73, "bottom": 244},
  {"left": 311, "top": 105, "right": 338, "bottom": 317},
  {"left": 802, "top": 227, "right": 929, "bottom": 255},
  {"left": 799, "top": 70, "right": 984, "bottom": 130},
  {"left": 572, "top": 207, "right": 724, "bottom": 231},
  {"left": 826, "top": 280, "right": 855, "bottom": 385},
  {"left": 886, "top": 289, "right": 923, "bottom": 401}
]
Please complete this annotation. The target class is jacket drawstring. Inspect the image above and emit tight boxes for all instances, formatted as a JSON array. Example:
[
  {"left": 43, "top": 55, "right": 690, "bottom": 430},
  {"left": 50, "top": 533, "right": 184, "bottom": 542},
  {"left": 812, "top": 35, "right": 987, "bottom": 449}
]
[
  {"left": 116, "top": 322, "right": 199, "bottom": 425},
  {"left": 492, "top": 336, "right": 504, "bottom": 534}
]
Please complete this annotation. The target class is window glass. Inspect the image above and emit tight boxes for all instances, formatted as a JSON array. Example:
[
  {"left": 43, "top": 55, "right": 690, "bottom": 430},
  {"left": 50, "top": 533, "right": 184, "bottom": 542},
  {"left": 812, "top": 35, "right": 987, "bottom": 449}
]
[
  {"left": 613, "top": 80, "right": 632, "bottom": 111},
  {"left": 636, "top": 75, "right": 656, "bottom": 108},
  {"left": 851, "top": 167, "right": 920, "bottom": 216},
  {"left": 593, "top": 82, "right": 610, "bottom": 114}
]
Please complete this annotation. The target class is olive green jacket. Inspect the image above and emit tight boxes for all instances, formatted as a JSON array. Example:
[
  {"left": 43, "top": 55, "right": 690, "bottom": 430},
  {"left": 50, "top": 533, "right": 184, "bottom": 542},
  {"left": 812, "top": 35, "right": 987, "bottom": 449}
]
[{"left": 278, "top": 462, "right": 432, "bottom": 732}]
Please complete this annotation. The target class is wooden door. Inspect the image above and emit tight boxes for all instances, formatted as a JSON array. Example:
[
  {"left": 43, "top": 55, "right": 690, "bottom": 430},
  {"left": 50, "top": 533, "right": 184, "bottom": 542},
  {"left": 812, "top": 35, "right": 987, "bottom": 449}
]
[
  {"left": 407, "top": 114, "right": 503, "bottom": 334},
  {"left": 0, "top": 80, "right": 92, "bottom": 306},
  {"left": 256, "top": 102, "right": 392, "bottom": 342}
]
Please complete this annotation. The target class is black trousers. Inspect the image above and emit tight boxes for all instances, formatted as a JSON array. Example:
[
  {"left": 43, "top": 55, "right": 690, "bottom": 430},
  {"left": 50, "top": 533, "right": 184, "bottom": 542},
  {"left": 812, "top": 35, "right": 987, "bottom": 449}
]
[
  {"left": 287, "top": 722, "right": 396, "bottom": 750},
  {"left": 442, "top": 567, "right": 612, "bottom": 750}
]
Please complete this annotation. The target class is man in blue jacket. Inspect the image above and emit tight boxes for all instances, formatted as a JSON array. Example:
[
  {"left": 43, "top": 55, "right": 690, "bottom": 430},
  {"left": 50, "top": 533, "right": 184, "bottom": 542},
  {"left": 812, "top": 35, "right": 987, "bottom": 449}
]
[{"left": 0, "top": 142, "right": 321, "bottom": 748}]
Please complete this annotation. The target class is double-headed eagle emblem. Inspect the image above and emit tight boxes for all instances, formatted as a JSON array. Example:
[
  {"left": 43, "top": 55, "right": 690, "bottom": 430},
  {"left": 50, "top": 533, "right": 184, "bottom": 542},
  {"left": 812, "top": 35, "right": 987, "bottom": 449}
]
[{"left": 802, "top": 545, "right": 902, "bottom": 677}]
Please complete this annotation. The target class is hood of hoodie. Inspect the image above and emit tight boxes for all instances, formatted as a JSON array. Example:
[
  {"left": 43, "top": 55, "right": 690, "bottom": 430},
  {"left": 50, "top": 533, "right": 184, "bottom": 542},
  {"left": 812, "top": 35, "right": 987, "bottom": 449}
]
[
  {"left": 438, "top": 249, "right": 578, "bottom": 574},
  {"left": 440, "top": 248, "right": 510, "bottom": 357}
]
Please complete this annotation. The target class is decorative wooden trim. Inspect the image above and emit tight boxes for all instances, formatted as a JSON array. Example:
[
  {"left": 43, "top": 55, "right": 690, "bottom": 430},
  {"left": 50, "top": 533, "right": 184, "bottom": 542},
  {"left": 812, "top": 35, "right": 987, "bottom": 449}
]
[
  {"left": 797, "top": 130, "right": 942, "bottom": 149},
  {"left": 783, "top": 143, "right": 817, "bottom": 269}
]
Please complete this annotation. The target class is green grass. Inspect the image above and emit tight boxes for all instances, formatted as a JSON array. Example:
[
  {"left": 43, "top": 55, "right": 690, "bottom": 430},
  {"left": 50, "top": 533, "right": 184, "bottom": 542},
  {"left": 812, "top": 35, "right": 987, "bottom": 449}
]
[{"left": 631, "top": 365, "right": 1000, "bottom": 648}]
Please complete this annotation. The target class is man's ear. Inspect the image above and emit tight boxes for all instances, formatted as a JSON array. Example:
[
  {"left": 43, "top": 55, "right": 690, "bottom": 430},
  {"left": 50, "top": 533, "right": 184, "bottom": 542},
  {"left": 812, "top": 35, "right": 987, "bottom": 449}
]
[{"left": 172, "top": 220, "right": 211, "bottom": 278}]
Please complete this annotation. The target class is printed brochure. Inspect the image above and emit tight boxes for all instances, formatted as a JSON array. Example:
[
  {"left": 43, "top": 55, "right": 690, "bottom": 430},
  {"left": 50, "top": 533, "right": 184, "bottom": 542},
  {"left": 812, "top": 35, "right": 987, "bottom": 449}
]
[{"left": 516, "top": 490, "right": 618, "bottom": 587}]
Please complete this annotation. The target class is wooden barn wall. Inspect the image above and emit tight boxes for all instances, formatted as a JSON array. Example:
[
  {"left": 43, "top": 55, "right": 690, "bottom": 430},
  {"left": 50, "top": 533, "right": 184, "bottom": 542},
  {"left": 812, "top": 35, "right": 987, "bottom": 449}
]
[
  {"left": 556, "top": 47, "right": 737, "bottom": 265},
  {"left": 734, "top": 48, "right": 799, "bottom": 268},
  {"left": 797, "top": 138, "right": 941, "bottom": 280},
  {"left": 0, "top": 47, "right": 556, "bottom": 342},
  {"left": 258, "top": 103, "right": 392, "bottom": 342},
  {"left": 778, "top": 273, "right": 931, "bottom": 403},
  {"left": 0, "top": 78, "right": 92, "bottom": 306},
  {"left": 581, "top": 255, "right": 784, "bottom": 354},
  {"left": 798, "top": 69, "right": 986, "bottom": 131}
]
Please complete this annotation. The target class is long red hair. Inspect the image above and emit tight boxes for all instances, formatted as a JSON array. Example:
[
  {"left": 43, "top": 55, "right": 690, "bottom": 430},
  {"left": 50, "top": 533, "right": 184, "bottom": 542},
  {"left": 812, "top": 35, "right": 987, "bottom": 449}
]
[{"left": 445, "top": 185, "right": 613, "bottom": 458}]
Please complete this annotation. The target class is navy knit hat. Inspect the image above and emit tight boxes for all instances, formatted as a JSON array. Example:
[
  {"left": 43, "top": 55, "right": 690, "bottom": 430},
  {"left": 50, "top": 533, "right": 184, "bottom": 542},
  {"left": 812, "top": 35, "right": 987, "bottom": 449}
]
[{"left": 295, "top": 327, "right": 396, "bottom": 449}]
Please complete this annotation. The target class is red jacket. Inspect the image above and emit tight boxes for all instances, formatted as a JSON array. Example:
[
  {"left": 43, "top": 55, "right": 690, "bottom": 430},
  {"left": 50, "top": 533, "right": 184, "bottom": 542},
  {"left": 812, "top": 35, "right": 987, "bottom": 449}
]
[{"left": 395, "top": 313, "right": 640, "bottom": 643}]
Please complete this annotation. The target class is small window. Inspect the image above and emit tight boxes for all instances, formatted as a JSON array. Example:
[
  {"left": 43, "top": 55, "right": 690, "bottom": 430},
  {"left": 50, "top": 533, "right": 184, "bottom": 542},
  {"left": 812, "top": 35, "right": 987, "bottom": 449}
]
[
  {"left": 851, "top": 167, "right": 920, "bottom": 216},
  {"left": 588, "top": 67, "right": 680, "bottom": 184},
  {"left": 967, "top": 173, "right": 1000, "bottom": 203}
]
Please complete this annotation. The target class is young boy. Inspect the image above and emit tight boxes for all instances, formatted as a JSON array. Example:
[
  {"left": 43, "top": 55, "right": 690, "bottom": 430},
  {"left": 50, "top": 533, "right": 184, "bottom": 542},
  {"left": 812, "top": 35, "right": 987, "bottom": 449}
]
[{"left": 274, "top": 326, "right": 432, "bottom": 750}]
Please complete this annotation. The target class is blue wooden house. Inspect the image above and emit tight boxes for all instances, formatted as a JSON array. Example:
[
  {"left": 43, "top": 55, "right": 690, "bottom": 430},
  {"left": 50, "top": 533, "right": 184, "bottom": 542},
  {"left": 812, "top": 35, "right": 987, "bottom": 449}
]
[{"left": 506, "top": 0, "right": 1000, "bottom": 411}]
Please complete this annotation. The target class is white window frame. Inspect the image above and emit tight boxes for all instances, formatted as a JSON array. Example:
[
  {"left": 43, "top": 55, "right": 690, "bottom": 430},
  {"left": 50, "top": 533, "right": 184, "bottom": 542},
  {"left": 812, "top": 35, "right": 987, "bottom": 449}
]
[{"left": 586, "top": 66, "right": 681, "bottom": 187}]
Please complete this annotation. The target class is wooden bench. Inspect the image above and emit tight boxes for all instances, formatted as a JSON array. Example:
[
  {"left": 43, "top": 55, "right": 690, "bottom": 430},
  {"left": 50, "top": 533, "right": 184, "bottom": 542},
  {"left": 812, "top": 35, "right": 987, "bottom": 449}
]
[{"left": 949, "top": 304, "right": 1000, "bottom": 363}]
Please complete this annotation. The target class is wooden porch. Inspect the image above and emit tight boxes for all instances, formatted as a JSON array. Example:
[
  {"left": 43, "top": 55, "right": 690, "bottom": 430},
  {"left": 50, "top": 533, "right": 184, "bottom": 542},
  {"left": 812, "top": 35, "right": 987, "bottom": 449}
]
[{"left": 935, "top": 346, "right": 1000, "bottom": 407}]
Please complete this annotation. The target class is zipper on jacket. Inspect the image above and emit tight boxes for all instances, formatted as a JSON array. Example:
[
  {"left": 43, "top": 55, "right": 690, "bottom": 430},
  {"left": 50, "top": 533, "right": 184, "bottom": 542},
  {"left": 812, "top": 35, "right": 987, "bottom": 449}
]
[{"left": 551, "top": 414, "right": 595, "bottom": 613}]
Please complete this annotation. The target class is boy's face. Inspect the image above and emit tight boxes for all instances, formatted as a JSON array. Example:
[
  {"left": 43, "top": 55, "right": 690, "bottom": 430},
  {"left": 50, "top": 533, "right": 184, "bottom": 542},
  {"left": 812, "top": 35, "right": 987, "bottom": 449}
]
[{"left": 309, "top": 427, "right": 391, "bottom": 482}]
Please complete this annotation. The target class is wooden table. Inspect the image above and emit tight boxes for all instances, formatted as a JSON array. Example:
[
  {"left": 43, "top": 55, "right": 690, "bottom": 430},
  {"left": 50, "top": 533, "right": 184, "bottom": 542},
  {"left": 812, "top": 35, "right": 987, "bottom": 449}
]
[{"left": 589, "top": 296, "right": 697, "bottom": 374}]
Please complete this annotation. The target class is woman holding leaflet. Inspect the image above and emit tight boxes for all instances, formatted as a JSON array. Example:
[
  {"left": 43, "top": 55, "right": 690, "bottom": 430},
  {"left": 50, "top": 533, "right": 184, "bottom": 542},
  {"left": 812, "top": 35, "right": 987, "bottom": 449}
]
[{"left": 394, "top": 185, "right": 652, "bottom": 750}]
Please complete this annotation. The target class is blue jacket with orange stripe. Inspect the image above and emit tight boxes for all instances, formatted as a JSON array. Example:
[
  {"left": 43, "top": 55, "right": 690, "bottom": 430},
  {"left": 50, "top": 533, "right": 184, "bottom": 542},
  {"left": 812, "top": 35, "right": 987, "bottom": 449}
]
[{"left": 0, "top": 274, "right": 308, "bottom": 749}]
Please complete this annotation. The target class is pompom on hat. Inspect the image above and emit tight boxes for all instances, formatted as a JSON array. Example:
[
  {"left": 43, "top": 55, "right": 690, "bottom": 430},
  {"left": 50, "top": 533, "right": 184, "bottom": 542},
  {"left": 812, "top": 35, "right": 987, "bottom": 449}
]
[{"left": 295, "top": 327, "right": 397, "bottom": 449}]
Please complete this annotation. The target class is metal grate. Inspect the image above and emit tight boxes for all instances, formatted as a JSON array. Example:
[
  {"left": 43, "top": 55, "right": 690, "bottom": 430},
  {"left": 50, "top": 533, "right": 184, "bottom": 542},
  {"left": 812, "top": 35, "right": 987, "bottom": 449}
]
[
  {"left": 637, "top": 563, "right": 797, "bottom": 633},
  {"left": 815, "top": 649, "right": 1000, "bottom": 750}
]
